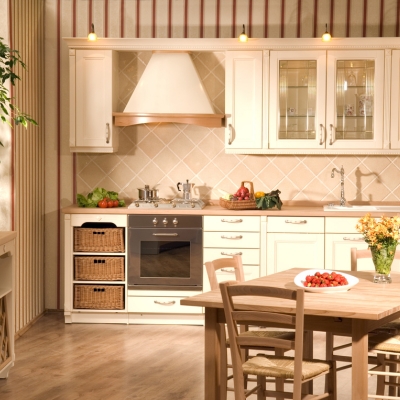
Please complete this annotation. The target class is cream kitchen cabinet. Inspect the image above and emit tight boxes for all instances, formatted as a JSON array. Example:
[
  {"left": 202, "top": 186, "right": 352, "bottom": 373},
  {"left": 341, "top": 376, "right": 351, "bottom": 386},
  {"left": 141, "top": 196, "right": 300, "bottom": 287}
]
[
  {"left": 225, "top": 51, "right": 266, "bottom": 150},
  {"left": 203, "top": 215, "right": 261, "bottom": 291},
  {"left": 390, "top": 50, "right": 400, "bottom": 149},
  {"left": 69, "top": 49, "right": 119, "bottom": 152},
  {"left": 266, "top": 217, "right": 324, "bottom": 275},
  {"left": 269, "top": 49, "right": 385, "bottom": 151}
]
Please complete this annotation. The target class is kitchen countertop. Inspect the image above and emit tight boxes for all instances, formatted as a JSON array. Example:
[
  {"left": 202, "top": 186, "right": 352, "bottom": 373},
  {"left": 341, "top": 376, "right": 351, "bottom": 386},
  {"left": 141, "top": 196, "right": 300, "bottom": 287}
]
[{"left": 61, "top": 200, "right": 400, "bottom": 217}]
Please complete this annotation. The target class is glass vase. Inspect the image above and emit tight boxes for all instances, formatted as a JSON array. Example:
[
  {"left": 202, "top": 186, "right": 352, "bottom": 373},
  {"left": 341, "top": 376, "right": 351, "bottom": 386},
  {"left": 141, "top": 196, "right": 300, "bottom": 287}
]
[{"left": 370, "top": 243, "right": 398, "bottom": 283}]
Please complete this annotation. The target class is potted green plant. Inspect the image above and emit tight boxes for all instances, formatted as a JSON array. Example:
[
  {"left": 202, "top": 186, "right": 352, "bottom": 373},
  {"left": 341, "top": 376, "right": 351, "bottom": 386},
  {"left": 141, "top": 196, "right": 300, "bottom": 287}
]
[{"left": 0, "top": 36, "right": 37, "bottom": 146}]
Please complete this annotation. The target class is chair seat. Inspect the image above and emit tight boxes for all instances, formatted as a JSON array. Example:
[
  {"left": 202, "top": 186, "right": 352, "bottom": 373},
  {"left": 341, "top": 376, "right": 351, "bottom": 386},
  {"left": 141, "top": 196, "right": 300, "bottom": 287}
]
[
  {"left": 243, "top": 355, "right": 332, "bottom": 380},
  {"left": 369, "top": 332, "right": 400, "bottom": 353},
  {"left": 377, "top": 318, "right": 400, "bottom": 333},
  {"left": 226, "top": 329, "right": 295, "bottom": 345}
]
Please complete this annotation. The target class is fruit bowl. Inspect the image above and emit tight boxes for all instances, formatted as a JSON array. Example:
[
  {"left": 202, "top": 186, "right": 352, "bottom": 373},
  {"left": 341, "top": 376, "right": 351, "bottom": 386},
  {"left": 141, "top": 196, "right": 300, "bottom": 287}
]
[{"left": 294, "top": 269, "right": 359, "bottom": 293}]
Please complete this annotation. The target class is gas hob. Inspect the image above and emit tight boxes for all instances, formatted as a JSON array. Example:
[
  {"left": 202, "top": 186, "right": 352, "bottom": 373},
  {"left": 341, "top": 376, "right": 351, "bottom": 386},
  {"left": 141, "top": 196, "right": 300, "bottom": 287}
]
[{"left": 128, "top": 198, "right": 206, "bottom": 210}]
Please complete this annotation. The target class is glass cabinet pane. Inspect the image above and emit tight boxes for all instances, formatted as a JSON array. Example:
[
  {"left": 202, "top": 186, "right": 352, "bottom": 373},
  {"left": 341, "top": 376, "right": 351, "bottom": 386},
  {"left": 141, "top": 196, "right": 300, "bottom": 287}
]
[
  {"left": 335, "top": 59, "right": 374, "bottom": 140},
  {"left": 278, "top": 60, "right": 317, "bottom": 140}
]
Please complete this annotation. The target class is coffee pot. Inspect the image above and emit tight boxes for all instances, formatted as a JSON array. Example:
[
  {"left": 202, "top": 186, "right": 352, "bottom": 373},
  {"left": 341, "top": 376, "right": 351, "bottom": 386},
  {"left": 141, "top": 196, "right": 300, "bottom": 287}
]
[{"left": 177, "top": 180, "right": 194, "bottom": 200}]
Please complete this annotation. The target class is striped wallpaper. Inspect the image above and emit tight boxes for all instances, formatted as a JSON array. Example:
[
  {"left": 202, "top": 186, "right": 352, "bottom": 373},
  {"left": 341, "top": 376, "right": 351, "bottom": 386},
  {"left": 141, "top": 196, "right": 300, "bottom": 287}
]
[
  {"left": 42, "top": 0, "right": 400, "bottom": 314},
  {"left": 63, "top": 0, "right": 400, "bottom": 40}
]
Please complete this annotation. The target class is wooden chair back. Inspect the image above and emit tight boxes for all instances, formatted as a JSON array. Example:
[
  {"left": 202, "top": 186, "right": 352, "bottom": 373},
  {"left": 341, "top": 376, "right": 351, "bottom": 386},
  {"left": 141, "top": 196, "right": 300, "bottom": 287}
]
[
  {"left": 205, "top": 255, "right": 245, "bottom": 290},
  {"left": 351, "top": 247, "right": 400, "bottom": 271},
  {"left": 219, "top": 281, "right": 305, "bottom": 399}
]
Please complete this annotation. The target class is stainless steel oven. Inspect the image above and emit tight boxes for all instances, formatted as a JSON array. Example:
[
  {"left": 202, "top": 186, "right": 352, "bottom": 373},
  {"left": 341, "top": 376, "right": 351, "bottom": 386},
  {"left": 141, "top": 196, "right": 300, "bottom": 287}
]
[{"left": 128, "top": 215, "right": 203, "bottom": 291}]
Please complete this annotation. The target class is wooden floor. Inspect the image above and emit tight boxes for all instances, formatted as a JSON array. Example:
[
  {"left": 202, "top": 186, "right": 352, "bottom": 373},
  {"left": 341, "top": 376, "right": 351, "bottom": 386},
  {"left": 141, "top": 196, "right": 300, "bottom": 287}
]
[{"left": 0, "top": 312, "right": 376, "bottom": 400}]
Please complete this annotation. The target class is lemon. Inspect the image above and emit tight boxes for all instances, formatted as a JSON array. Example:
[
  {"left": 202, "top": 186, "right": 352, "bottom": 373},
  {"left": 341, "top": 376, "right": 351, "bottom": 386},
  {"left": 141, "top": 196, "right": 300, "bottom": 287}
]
[{"left": 255, "top": 191, "right": 265, "bottom": 198}]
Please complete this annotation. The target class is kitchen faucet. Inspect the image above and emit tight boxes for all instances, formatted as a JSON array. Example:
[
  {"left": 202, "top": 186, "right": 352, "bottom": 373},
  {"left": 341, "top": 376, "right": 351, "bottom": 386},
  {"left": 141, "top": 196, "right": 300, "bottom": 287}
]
[{"left": 331, "top": 165, "right": 346, "bottom": 206}]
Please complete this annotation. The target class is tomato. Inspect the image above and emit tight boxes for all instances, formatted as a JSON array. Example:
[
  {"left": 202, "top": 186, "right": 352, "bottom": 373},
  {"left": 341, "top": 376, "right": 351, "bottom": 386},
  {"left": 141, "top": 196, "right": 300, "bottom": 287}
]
[
  {"left": 113, "top": 199, "right": 119, "bottom": 207},
  {"left": 107, "top": 200, "right": 114, "bottom": 208},
  {"left": 98, "top": 199, "right": 107, "bottom": 208}
]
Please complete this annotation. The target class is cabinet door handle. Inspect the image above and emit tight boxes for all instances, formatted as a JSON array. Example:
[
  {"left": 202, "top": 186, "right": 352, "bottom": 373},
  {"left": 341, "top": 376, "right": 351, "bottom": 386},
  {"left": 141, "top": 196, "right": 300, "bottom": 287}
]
[
  {"left": 221, "top": 235, "right": 243, "bottom": 239},
  {"left": 329, "top": 124, "right": 334, "bottom": 145},
  {"left": 221, "top": 218, "right": 243, "bottom": 223},
  {"left": 284, "top": 219, "right": 307, "bottom": 224},
  {"left": 343, "top": 237, "right": 365, "bottom": 241},
  {"left": 319, "top": 124, "right": 324, "bottom": 145},
  {"left": 105, "top": 123, "right": 110, "bottom": 144},
  {"left": 228, "top": 124, "right": 233, "bottom": 145},
  {"left": 221, "top": 251, "right": 243, "bottom": 256},
  {"left": 154, "top": 300, "right": 176, "bottom": 306},
  {"left": 221, "top": 268, "right": 236, "bottom": 273}
]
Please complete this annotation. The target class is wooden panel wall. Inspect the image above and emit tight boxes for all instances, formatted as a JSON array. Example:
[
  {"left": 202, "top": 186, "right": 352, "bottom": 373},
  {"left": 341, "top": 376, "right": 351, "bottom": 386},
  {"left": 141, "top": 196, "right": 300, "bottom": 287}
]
[{"left": 10, "top": 0, "right": 45, "bottom": 334}]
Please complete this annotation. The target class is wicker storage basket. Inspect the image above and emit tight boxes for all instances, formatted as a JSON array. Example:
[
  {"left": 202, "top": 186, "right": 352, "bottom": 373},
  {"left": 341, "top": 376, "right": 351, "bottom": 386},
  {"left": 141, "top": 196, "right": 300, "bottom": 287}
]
[
  {"left": 219, "top": 181, "right": 257, "bottom": 210},
  {"left": 74, "top": 227, "right": 125, "bottom": 252},
  {"left": 74, "top": 256, "right": 125, "bottom": 281},
  {"left": 74, "top": 284, "right": 124, "bottom": 309}
]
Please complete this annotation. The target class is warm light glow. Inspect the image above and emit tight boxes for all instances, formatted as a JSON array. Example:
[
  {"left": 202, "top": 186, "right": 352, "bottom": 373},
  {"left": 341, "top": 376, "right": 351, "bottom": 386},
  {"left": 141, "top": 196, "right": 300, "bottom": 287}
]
[
  {"left": 239, "top": 24, "right": 248, "bottom": 42},
  {"left": 322, "top": 23, "right": 331, "bottom": 42},
  {"left": 88, "top": 23, "right": 97, "bottom": 41}
]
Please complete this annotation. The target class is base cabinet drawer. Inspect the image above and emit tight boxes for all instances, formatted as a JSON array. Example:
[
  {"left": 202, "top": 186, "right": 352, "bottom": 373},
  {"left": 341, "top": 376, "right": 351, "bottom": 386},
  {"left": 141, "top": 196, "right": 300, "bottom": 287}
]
[
  {"left": 204, "top": 216, "right": 260, "bottom": 231},
  {"left": 128, "top": 296, "right": 203, "bottom": 314},
  {"left": 203, "top": 232, "right": 260, "bottom": 248},
  {"left": 203, "top": 248, "right": 260, "bottom": 265}
]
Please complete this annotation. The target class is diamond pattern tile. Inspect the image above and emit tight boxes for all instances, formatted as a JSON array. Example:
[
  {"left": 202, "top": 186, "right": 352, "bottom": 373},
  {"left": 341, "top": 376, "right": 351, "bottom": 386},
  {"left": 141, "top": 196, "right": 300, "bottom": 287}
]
[{"left": 76, "top": 52, "right": 400, "bottom": 204}]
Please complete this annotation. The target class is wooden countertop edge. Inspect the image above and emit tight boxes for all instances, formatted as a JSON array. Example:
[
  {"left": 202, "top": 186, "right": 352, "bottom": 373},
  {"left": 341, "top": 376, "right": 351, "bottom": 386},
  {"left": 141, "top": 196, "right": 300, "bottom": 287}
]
[
  {"left": 0, "top": 231, "right": 17, "bottom": 246},
  {"left": 61, "top": 202, "right": 400, "bottom": 217}
]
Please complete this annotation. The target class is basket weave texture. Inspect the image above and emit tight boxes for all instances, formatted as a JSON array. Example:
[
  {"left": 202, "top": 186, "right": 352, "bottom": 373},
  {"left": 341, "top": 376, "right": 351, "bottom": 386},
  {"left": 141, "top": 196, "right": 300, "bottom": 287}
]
[
  {"left": 74, "top": 285, "right": 124, "bottom": 309},
  {"left": 74, "top": 256, "right": 125, "bottom": 281},
  {"left": 74, "top": 228, "right": 125, "bottom": 252},
  {"left": 219, "top": 181, "right": 257, "bottom": 210}
]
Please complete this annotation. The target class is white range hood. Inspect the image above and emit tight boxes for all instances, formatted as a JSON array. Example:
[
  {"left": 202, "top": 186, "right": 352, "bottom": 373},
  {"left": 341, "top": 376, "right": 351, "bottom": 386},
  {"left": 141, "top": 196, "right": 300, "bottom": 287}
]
[{"left": 113, "top": 52, "right": 224, "bottom": 128}]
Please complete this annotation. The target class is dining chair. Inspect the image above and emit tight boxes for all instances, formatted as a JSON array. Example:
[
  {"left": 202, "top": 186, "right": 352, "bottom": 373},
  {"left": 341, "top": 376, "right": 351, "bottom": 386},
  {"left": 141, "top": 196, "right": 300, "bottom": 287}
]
[
  {"left": 219, "top": 281, "right": 336, "bottom": 400},
  {"left": 326, "top": 247, "right": 400, "bottom": 396},
  {"left": 204, "top": 255, "right": 295, "bottom": 400}
]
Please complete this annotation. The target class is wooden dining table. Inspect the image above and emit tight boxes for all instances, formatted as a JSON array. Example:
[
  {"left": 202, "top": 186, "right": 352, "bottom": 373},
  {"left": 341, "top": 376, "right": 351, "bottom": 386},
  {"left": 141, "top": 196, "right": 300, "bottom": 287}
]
[{"left": 181, "top": 268, "right": 400, "bottom": 400}]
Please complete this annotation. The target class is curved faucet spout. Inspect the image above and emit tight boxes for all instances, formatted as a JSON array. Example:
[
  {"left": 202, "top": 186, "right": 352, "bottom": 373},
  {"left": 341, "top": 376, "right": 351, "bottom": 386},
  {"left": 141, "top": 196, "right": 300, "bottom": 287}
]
[{"left": 331, "top": 165, "right": 346, "bottom": 206}]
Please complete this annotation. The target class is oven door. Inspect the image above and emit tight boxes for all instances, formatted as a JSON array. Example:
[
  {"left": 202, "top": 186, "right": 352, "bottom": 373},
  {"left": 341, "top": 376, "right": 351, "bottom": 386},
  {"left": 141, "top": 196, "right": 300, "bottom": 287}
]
[{"left": 128, "top": 227, "right": 203, "bottom": 290}]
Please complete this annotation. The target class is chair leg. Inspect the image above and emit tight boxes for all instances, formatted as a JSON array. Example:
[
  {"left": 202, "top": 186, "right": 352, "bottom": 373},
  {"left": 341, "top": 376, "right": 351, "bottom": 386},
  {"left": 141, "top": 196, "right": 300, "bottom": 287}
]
[
  {"left": 376, "top": 353, "right": 386, "bottom": 396},
  {"left": 220, "top": 323, "right": 229, "bottom": 400},
  {"left": 257, "top": 374, "right": 266, "bottom": 400}
]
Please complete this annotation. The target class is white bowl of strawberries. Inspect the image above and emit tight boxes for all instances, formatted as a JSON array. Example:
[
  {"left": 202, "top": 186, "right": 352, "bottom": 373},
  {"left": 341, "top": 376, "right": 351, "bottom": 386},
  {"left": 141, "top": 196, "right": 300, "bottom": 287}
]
[{"left": 294, "top": 269, "right": 359, "bottom": 293}]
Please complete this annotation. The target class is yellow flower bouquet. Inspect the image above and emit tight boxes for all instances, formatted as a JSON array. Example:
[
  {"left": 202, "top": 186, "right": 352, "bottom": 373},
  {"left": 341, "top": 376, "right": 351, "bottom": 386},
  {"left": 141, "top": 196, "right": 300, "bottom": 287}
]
[{"left": 356, "top": 213, "right": 400, "bottom": 283}]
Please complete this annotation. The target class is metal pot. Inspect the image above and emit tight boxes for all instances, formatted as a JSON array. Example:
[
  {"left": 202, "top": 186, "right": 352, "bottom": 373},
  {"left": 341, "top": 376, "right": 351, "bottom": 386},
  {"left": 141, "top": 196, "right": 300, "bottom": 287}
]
[{"left": 138, "top": 185, "right": 159, "bottom": 200}]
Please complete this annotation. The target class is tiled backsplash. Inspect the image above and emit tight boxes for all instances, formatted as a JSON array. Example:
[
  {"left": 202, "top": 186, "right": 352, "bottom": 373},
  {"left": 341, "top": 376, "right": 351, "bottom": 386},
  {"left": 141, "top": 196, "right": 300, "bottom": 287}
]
[{"left": 76, "top": 52, "right": 400, "bottom": 204}]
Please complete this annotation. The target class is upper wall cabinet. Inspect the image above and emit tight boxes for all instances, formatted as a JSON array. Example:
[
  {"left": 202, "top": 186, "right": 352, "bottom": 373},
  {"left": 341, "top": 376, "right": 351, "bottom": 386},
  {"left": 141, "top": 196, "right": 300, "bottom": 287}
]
[
  {"left": 69, "top": 49, "right": 119, "bottom": 153},
  {"left": 390, "top": 50, "right": 400, "bottom": 149},
  {"left": 225, "top": 51, "right": 265, "bottom": 149}
]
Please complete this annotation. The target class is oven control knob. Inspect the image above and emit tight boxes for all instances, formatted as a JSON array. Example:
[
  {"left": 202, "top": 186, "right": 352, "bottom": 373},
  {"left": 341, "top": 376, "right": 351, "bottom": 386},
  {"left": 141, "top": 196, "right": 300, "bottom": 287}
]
[
  {"left": 135, "top": 202, "right": 139, "bottom": 207},
  {"left": 163, "top": 218, "right": 168, "bottom": 226},
  {"left": 173, "top": 218, "right": 178, "bottom": 226},
  {"left": 172, "top": 203, "right": 176, "bottom": 208},
  {"left": 152, "top": 218, "right": 158, "bottom": 225},
  {"left": 154, "top": 203, "right": 158, "bottom": 208}
]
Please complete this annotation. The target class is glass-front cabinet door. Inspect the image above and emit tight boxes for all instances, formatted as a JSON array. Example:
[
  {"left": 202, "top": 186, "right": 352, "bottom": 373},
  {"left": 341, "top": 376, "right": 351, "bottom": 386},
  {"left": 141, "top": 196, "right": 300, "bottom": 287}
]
[
  {"left": 269, "top": 49, "right": 384, "bottom": 150},
  {"left": 326, "top": 50, "right": 384, "bottom": 149},
  {"left": 269, "top": 51, "right": 327, "bottom": 149}
]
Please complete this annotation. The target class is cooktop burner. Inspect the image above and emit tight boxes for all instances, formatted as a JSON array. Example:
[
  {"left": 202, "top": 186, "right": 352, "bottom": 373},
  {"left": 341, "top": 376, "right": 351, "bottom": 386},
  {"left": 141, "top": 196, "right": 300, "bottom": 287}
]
[{"left": 128, "top": 198, "right": 206, "bottom": 210}]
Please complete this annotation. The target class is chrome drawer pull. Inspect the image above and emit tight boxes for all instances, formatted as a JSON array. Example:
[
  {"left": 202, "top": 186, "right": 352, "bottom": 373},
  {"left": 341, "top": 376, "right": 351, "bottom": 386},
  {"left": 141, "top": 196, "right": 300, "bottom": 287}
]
[
  {"left": 221, "top": 235, "right": 243, "bottom": 239},
  {"left": 221, "top": 218, "right": 243, "bottom": 223},
  {"left": 284, "top": 220, "right": 307, "bottom": 224},
  {"left": 221, "top": 251, "right": 243, "bottom": 256},
  {"left": 221, "top": 268, "right": 235, "bottom": 273},
  {"left": 343, "top": 237, "right": 364, "bottom": 241},
  {"left": 154, "top": 300, "right": 176, "bottom": 306},
  {"left": 152, "top": 233, "right": 179, "bottom": 237}
]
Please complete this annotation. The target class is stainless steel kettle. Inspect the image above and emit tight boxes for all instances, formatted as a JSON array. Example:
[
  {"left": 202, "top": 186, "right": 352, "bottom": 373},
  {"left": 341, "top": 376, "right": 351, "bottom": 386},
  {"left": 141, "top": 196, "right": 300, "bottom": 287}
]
[{"left": 177, "top": 180, "right": 194, "bottom": 200}]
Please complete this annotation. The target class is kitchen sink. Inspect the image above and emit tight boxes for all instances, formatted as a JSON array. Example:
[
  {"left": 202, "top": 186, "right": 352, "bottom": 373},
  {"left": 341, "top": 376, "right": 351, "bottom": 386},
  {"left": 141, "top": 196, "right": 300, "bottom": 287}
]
[{"left": 324, "top": 204, "right": 400, "bottom": 212}]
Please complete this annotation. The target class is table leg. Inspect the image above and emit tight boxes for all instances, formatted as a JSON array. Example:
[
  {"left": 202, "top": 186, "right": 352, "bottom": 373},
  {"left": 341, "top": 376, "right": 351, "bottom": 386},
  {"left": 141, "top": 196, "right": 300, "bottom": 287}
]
[
  {"left": 204, "top": 307, "right": 220, "bottom": 400},
  {"left": 352, "top": 320, "right": 369, "bottom": 400}
]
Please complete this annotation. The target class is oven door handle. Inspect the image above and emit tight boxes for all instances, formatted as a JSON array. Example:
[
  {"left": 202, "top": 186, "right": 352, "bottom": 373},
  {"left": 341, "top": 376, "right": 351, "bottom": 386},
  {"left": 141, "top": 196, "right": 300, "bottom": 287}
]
[{"left": 152, "top": 233, "right": 179, "bottom": 237}]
